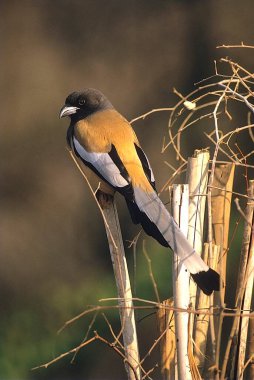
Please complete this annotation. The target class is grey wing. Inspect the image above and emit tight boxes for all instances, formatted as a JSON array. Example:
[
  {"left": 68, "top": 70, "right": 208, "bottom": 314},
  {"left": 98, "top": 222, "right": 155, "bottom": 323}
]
[{"left": 73, "top": 136, "right": 129, "bottom": 188}]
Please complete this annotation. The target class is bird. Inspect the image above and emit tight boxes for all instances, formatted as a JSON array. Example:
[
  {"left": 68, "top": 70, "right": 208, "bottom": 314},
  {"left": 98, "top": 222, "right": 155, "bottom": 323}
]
[{"left": 59, "top": 88, "right": 220, "bottom": 295}]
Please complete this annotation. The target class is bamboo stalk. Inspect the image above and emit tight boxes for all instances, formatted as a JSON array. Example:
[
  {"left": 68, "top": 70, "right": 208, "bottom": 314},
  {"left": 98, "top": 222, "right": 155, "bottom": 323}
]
[
  {"left": 192, "top": 244, "right": 210, "bottom": 369},
  {"left": 185, "top": 150, "right": 211, "bottom": 376},
  {"left": 172, "top": 184, "right": 192, "bottom": 380},
  {"left": 210, "top": 163, "right": 235, "bottom": 378},
  {"left": 68, "top": 152, "right": 141, "bottom": 378},
  {"left": 193, "top": 243, "right": 218, "bottom": 372},
  {"left": 246, "top": 317, "right": 254, "bottom": 379},
  {"left": 237, "top": 232, "right": 254, "bottom": 379},
  {"left": 185, "top": 150, "right": 210, "bottom": 374},
  {"left": 226, "top": 181, "right": 254, "bottom": 380},
  {"left": 222, "top": 181, "right": 254, "bottom": 380},
  {"left": 208, "top": 244, "right": 220, "bottom": 379},
  {"left": 211, "top": 163, "right": 235, "bottom": 299},
  {"left": 97, "top": 191, "right": 141, "bottom": 380},
  {"left": 186, "top": 149, "right": 210, "bottom": 307},
  {"left": 157, "top": 299, "right": 176, "bottom": 380},
  {"left": 237, "top": 181, "right": 254, "bottom": 380}
]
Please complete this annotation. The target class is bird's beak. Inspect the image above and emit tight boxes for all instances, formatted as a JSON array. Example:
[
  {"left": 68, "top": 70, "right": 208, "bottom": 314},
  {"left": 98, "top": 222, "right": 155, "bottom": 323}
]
[{"left": 59, "top": 105, "right": 80, "bottom": 119}]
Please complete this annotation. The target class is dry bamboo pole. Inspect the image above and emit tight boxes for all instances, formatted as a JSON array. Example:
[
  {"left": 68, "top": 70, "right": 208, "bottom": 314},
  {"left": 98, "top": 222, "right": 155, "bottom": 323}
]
[
  {"left": 172, "top": 184, "right": 192, "bottom": 380},
  {"left": 222, "top": 181, "right": 254, "bottom": 380},
  {"left": 211, "top": 163, "right": 235, "bottom": 300},
  {"left": 68, "top": 151, "right": 141, "bottom": 380},
  {"left": 237, "top": 181, "right": 254, "bottom": 380},
  {"left": 193, "top": 243, "right": 219, "bottom": 373},
  {"left": 97, "top": 191, "right": 141, "bottom": 380},
  {"left": 246, "top": 317, "right": 254, "bottom": 379},
  {"left": 237, "top": 233, "right": 254, "bottom": 379},
  {"left": 186, "top": 149, "right": 210, "bottom": 307},
  {"left": 207, "top": 244, "right": 220, "bottom": 379},
  {"left": 193, "top": 244, "right": 210, "bottom": 369},
  {"left": 157, "top": 299, "right": 176, "bottom": 380},
  {"left": 210, "top": 163, "right": 235, "bottom": 375},
  {"left": 185, "top": 150, "right": 210, "bottom": 372}
]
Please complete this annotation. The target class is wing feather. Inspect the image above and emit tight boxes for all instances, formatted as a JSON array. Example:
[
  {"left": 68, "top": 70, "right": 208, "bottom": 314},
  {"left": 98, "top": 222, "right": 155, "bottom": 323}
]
[
  {"left": 134, "top": 144, "right": 156, "bottom": 190},
  {"left": 73, "top": 137, "right": 129, "bottom": 188}
]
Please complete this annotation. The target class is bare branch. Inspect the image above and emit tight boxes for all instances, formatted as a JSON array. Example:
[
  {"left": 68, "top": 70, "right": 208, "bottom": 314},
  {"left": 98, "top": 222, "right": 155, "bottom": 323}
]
[{"left": 217, "top": 42, "right": 254, "bottom": 49}]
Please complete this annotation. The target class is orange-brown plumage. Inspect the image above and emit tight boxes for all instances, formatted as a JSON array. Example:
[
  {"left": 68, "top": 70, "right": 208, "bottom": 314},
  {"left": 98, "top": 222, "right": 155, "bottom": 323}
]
[{"left": 74, "top": 109, "right": 153, "bottom": 192}]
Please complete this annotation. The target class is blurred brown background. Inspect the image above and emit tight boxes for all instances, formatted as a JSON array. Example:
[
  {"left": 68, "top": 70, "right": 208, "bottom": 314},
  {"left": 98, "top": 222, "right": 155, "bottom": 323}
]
[{"left": 1, "top": 1, "right": 254, "bottom": 379}]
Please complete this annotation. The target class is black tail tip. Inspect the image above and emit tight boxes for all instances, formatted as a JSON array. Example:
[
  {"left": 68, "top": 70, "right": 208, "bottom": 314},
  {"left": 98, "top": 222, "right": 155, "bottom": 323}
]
[{"left": 191, "top": 268, "right": 220, "bottom": 295}]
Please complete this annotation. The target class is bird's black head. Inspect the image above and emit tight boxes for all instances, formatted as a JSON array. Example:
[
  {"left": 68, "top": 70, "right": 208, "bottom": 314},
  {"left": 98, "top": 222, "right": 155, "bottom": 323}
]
[{"left": 59, "top": 88, "right": 114, "bottom": 123}]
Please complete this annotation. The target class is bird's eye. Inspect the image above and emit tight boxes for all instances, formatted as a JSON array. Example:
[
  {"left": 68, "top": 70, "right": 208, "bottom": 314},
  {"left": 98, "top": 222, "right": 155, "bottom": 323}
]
[{"left": 78, "top": 98, "right": 85, "bottom": 105}]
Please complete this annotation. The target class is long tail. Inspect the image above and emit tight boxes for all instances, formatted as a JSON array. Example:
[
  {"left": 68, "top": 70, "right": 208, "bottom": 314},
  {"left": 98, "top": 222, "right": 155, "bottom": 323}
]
[{"left": 127, "top": 187, "right": 220, "bottom": 295}]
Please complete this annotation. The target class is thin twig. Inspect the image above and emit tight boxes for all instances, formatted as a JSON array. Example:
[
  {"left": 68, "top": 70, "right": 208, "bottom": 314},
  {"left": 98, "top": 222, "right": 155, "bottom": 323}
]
[
  {"left": 219, "top": 83, "right": 254, "bottom": 114},
  {"left": 130, "top": 108, "right": 173, "bottom": 124},
  {"left": 217, "top": 42, "right": 254, "bottom": 49},
  {"left": 94, "top": 332, "right": 140, "bottom": 380},
  {"left": 142, "top": 240, "right": 160, "bottom": 303},
  {"left": 32, "top": 336, "right": 97, "bottom": 370},
  {"left": 71, "top": 312, "right": 98, "bottom": 363}
]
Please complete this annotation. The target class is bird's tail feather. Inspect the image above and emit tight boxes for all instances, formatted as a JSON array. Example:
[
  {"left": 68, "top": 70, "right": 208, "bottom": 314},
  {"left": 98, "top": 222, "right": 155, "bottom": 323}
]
[
  {"left": 131, "top": 187, "right": 220, "bottom": 295},
  {"left": 192, "top": 268, "right": 220, "bottom": 295},
  {"left": 126, "top": 198, "right": 169, "bottom": 247}
]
